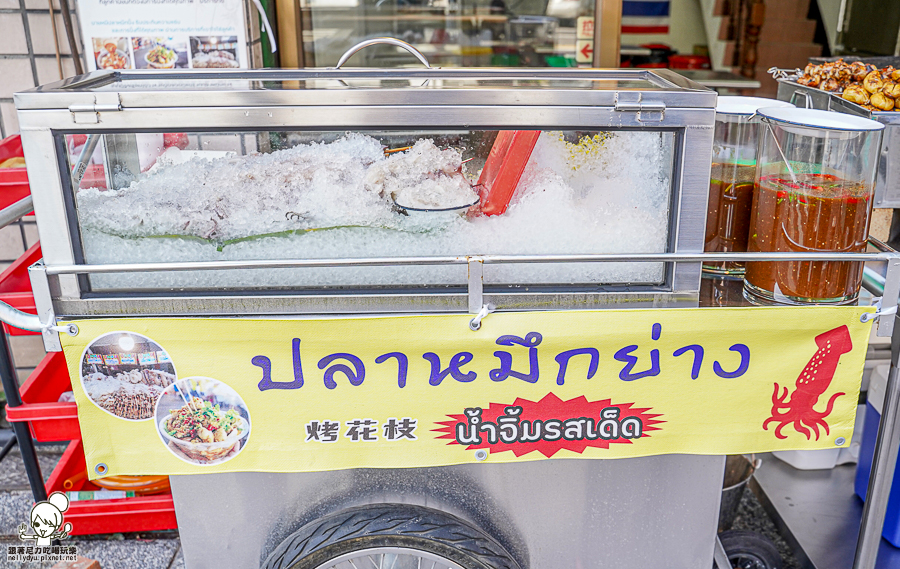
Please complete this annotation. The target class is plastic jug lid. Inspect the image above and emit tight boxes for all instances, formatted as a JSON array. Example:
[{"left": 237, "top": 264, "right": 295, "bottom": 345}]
[
  {"left": 716, "top": 96, "right": 794, "bottom": 116},
  {"left": 757, "top": 107, "right": 885, "bottom": 131}
]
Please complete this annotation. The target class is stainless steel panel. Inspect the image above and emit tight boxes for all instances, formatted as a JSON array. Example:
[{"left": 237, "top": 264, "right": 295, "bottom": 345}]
[
  {"left": 672, "top": 120, "right": 715, "bottom": 295},
  {"left": 17, "top": 128, "right": 76, "bottom": 267},
  {"left": 52, "top": 291, "right": 700, "bottom": 318},
  {"left": 101, "top": 134, "right": 141, "bottom": 190},
  {"left": 16, "top": 106, "right": 714, "bottom": 131},
  {"left": 170, "top": 455, "right": 725, "bottom": 569},
  {"left": 878, "top": 126, "right": 900, "bottom": 208},
  {"left": 13, "top": 68, "right": 716, "bottom": 111}
]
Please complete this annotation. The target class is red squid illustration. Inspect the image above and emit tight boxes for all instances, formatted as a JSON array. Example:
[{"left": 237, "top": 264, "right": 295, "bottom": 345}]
[{"left": 763, "top": 325, "right": 852, "bottom": 440}]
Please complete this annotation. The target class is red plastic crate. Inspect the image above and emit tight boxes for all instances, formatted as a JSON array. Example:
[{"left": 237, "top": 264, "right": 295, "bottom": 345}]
[
  {"left": 0, "top": 242, "right": 41, "bottom": 295},
  {"left": 46, "top": 441, "right": 178, "bottom": 536},
  {"left": 0, "top": 134, "right": 31, "bottom": 209},
  {"left": 0, "top": 291, "right": 36, "bottom": 336},
  {"left": 6, "top": 351, "right": 80, "bottom": 441},
  {"left": 0, "top": 242, "right": 41, "bottom": 336}
]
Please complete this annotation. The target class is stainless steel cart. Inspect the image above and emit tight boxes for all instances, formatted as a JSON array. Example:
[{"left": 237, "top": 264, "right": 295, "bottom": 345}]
[{"left": 5, "top": 50, "right": 900, "bottom": 569}]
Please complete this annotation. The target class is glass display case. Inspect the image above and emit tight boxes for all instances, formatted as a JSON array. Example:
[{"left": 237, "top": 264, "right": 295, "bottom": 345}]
[{"left": 14, "top": 67, "right": 715, "bottom": 317}]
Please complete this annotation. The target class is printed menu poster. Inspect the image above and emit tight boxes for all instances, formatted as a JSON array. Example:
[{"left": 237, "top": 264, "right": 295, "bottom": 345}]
[
  {"left": 120, "top": 353, "right": 138, "bottom": 365},
  {"left": 102, "top": 354, "right": 120, "bottom": 365},
  {"left": 86, "top": 353, "right": 103, "bottom": 364},
  {"left": 76, "top": 0, "right": 248, "bottom": 72}
]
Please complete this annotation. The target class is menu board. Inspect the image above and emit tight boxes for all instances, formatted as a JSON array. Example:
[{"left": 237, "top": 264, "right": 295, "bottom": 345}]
[
  {"left": 139, "top": 352, "right": 158, "bottom": 365},
  {"left": 85, "top": 353, "right": 103, "bottom": 364},
  {"left": 76, "top": 0, "right": 253, "bottom": 72},
  {"left": 120, "top": 353, "right": 138, "bottom": 365},
  {"left": 157, "top": 351, "right": 172, "bottom": 363},
  {"left": 102, "top": 354, "right": 120, "bottom": 365}
]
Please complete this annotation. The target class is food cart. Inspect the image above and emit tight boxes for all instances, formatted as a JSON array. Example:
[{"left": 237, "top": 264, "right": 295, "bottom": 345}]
[{"left": 4, "top": 43, "right": 900, "bottom": 569}]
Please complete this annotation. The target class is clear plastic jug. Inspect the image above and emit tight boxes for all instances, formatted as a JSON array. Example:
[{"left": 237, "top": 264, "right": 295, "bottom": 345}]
[
  {"left": 744, "top": 107, "right": 884, "bottom": 305},
  {"left": 704, "top": 97, "right": 794, "bottom": 276}
]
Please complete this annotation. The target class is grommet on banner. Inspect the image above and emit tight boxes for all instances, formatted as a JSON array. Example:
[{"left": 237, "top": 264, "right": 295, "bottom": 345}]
[
  {"left": 48, "top": 323, "right": 78, "bottom": 337},
  {"left": 469, "top": 304, "right": 495, "bottom": 331},
  {"left": 861, "top": 297, "right": 897, "bottom": 323}
]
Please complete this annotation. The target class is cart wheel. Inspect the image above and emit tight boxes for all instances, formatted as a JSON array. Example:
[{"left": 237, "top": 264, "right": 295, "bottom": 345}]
[
  {"left": 262, "top": 504, "right": 523, "bottom": 569},
  {"left": 718, "top": 530, "right": 783, "bottom": 569}
]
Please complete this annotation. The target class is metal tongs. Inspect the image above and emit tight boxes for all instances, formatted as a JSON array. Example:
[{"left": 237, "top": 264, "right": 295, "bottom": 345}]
[{"left": 768, "top": 66, "right": 803, "bottom": 81}]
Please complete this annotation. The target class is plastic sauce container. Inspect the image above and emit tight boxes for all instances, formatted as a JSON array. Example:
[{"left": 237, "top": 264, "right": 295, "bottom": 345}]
[
  {"left": 704, "top": 97, "right": 794, "bottom": 276},
  {"left": 744, "top": 108, "right": 884, "bottom": 305}
]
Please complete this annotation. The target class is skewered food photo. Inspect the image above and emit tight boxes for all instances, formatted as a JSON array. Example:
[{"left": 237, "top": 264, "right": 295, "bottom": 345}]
[{"left": 80, "top": 332, "right": 177, "bottom": 420}]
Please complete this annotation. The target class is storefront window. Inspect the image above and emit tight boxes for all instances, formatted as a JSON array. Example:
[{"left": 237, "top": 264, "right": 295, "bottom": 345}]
[{"left": 300, "top": 0, "right": 592, "bottom": 67}]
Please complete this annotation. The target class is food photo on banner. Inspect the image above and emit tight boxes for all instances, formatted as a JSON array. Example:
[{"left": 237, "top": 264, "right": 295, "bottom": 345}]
[
  {"left": 155, "top": 377, "right": 251, "bottom": 466},
  {"left": 133, "top": 37, "right": 190, "bottom": 70},
  {"left": 91, "top": 37, "right": 132, "bottom": 70},
  {"left": 80, "top": 332, "right": 177, "bottom": 421},
  {"left": 190, "top": 36, "right": 241, "bottom": 68}
]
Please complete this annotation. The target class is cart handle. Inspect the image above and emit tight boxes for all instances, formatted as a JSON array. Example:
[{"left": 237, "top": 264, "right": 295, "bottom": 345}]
[
  {"left": 0, "top": 196, "right": 73, "bottom": 334},
  {"left": 335, "top": 38, "right": 432, "bottom": 69}
]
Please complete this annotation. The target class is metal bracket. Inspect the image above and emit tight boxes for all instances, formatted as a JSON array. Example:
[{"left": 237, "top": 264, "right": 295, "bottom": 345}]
[
  {"left": 614, "top": 92, "right": 665, "bottom": 122},
  {"left": 713, "top": 535, "right": 731, "bottom": 568},
  {"left": 28, "top": 262, "right": 63, "bottom": 352},
  {"left": 467, "top": 257, "right": 484, "bottom": 314},
  {"left": 68, "top": 94, "right": 122, "bottom": 124},
  {"left": 878, "top": 256, "right": 900, "bottom": 337}
]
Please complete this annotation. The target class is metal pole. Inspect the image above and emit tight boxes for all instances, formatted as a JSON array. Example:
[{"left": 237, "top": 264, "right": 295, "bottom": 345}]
[
  {"left": 56, "top": 0, "right": 83, "bottom": 76},
  {"left": 853, "top": 310, "right": 900, "bottom": 569},
  {"left": 0, "top": 332, "right": 46, "bottom": 503},
  {"left": 0, "top": 435, "right": 17, "bottom": 463}
]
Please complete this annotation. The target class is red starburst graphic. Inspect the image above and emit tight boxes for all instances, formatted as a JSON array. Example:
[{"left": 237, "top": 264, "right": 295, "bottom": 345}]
[{"left": 432, "top": 392, "right": 664, "bottom": 458}]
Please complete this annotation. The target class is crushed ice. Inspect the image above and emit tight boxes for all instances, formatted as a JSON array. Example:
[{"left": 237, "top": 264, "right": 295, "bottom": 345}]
[{"left": 78, "top": 131, "right": 672, "bottom": 288}]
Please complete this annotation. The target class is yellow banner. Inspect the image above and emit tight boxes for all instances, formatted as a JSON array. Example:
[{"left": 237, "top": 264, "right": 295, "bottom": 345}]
[{"left": 60, "top": 306, "right": 873, "bottom": 478}]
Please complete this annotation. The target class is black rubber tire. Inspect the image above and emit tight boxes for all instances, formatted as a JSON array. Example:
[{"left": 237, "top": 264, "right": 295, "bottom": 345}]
[
  {"left": 719, "top": 530, "right": 783, "bottom": 569},
  {"left": 262, "top": 504, "right": 523, "bottom": 569}
]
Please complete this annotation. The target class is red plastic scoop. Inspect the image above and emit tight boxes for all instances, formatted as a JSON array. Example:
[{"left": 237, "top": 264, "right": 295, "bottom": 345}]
[{"left": 476, "top": 130, "right": 541, "bottom": 216}]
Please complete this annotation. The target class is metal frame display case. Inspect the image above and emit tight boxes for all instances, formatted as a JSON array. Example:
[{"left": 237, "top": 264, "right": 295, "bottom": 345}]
[{"left": 14, "top": 67, "right": 715, "bottom": 343}]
